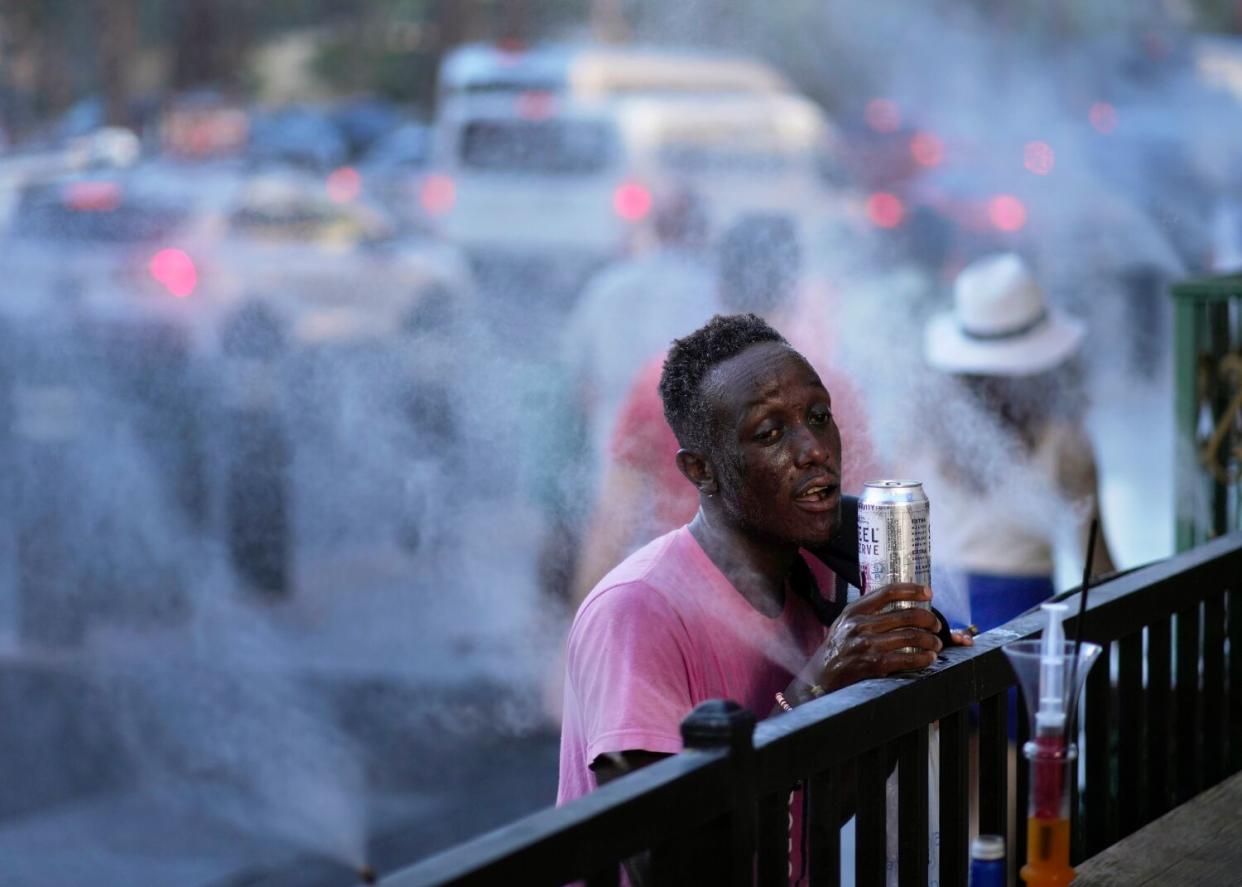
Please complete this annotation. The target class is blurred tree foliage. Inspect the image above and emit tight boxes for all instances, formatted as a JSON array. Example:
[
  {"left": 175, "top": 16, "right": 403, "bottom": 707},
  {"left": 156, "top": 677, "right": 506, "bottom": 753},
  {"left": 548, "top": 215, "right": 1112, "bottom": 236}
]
[
  {"left": 168, "top": 0, "right": 253, "bottom": 92},
  {"left": 307, "top": 0, "right": 444, "bottom": 107},
  {"left": 0, "top": 0, "right": 255, "bottom": 133},
  {"left": 307, "top": 0, "right": 591, "bottom": 107},
  {"left": 0, "top": 0, "right": 96, "bottom": 131},
  {"left": 0, "top": 0, "right": 1237, "bottom": 136},
  {"left": 0, "top": 0, "right": 594, "bottom": 132},
  {"left": 628, "top": 0, "right": 1242, "bottom": 115},
  {"left": 1197, "top": 0, "right": 1242, "bottom": 31}
]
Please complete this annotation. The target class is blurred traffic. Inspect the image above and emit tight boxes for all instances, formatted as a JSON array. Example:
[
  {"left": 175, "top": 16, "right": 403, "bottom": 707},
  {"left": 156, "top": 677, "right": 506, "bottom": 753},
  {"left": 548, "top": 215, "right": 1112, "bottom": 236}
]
[{"left": 0, "top": 118, "right": 475, "bottom": 630}]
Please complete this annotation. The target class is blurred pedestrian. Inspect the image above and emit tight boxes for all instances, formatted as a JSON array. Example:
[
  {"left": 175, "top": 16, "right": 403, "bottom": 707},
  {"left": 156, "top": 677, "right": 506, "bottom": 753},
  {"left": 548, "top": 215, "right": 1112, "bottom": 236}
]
[
  {"left": 892, "top": 203, "right": 956, "bottom": 315},
  {"left": 914, "top": 252, "right": 1115, "bottom": 631},
  {"left": 560, "top": 187, "right": 717, "bottom": 479},
  {"left": 534, "top": 188, "right": 717, "bottom": 612},
  {"left": 571, "top": 214, "right": 882, "bottom": 604}
]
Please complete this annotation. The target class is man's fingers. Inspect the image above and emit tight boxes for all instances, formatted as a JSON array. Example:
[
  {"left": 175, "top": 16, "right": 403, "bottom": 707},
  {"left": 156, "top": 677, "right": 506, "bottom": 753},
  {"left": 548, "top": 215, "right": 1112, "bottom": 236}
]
[
  {"left": 881, "top": 649, "right": 938, "bottom": 673},
  {"left": 850, "top": 583, "right": 932, "bottom": 614},
  {"left": 857, "top": 606, "right": 942, "bottom": 635},
  {"left": 876, "top": 628, "right": 942, "bottom": 653},
  {"left": 949, "top": 629, "right": 974, "bottom": 647}
]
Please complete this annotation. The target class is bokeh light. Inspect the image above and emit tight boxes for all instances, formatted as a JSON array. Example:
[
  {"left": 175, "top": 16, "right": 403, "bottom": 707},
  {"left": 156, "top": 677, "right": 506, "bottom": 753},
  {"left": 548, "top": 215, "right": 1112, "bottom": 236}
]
[
  {"left": 910, "top": 131, "right": 944, "bottom": 167},
  {"left": 867, "top": 192, "right": 906, "bottom": 228},
  {"left": 1023, "top": 141, "right": 1055, "bottom": 175},
  {"left": 988, "top": 194, "right": 1027, "bottom": 232},
  {"left": 1089, "top": 102, "right": 1118, "bottom": 134},
  {"left": 148, "top": 248, "right": 198, "bottom": 298},
  {"left": 864, "top": 98, "right": 901, "bottom": 133},
  {"left": 419, "top": 174, "right": 456, "bottom": 215},
  {"left": 613, "top": 182, "right": 653, "bottom": 222},
  {"left": 326, "top": 167, "right": 362, "bottom": 203},
  {"left": 64, "top": 180, "right": 122, "bottom": 212}
]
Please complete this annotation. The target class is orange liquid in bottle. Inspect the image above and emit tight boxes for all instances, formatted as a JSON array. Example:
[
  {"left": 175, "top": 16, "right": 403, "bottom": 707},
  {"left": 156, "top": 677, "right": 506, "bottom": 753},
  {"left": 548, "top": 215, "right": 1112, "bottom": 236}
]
[{"left": 1020, "top": 817, "right": 1073, "bottom": 887}]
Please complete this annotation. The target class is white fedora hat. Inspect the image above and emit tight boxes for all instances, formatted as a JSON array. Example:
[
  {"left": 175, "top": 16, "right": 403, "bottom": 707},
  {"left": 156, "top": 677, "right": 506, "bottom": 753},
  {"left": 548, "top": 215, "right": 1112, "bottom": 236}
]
[{"left": 924, "top": 252, "right": 1085, "bottom": 375}]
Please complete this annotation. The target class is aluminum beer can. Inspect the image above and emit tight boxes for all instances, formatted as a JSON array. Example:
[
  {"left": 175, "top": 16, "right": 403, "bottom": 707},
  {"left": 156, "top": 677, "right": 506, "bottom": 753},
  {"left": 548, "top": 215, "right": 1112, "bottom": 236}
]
[{"left": 858, "top": 480, "right": 931, "bottom": 652}]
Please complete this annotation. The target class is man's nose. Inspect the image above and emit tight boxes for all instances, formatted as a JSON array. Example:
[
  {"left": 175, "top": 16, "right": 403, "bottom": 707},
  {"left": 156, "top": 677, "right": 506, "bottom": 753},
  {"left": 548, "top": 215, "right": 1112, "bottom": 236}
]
[{"left": 793, "top": 423, "right": 830, "bottom": 468}]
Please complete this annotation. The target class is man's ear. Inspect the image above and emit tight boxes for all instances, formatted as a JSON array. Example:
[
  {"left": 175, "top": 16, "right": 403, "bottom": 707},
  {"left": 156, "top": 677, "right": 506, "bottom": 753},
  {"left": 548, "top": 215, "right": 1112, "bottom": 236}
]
[{"left": 675, "top": 449, "right": 717, "bottom": 497}]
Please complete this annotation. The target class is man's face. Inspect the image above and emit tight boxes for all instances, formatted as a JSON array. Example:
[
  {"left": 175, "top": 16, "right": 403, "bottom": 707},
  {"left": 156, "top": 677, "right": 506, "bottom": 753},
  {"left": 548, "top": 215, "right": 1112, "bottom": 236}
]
[{"left": 701, "top": 341, "right": 842, "bottom": 547}]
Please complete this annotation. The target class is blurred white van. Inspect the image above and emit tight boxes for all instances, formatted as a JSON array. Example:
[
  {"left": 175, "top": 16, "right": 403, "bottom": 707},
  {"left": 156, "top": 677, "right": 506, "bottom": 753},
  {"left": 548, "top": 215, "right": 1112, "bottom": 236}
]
[
  {"left": 422, "top": 44, "right": 844, "bottom": 283},
  {"left": 438, "top": 42, "right": 790, "bottom": 102}
]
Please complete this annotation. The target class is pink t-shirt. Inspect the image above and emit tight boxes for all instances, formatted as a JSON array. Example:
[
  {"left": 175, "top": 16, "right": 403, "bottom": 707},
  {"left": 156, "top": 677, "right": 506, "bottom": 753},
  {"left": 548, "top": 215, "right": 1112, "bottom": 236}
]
[
  {"left": 558, "top": 526, "right": 835, "bottom": 883},
  {"left": 558, "top": 525, "right": 834, "bottom": 798}
]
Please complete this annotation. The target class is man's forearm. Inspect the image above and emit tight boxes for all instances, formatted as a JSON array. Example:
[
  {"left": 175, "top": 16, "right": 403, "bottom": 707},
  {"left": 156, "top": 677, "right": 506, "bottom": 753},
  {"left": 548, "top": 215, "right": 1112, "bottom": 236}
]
[{"left": 591, "top": 751, "right": 668, "bottom": 887}]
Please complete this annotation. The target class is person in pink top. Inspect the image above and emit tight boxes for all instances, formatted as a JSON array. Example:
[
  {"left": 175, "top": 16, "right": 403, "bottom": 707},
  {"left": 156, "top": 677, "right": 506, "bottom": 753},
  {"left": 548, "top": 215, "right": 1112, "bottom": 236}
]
[{"left": 558, "top": 314, "right": 972, "bottom": 885}]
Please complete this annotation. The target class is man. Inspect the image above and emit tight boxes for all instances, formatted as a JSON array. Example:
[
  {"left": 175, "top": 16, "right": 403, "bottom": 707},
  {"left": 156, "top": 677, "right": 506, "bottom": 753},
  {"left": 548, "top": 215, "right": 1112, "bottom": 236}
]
[{"left": 558, "top": 314, "right": 971, "bottom": 881}]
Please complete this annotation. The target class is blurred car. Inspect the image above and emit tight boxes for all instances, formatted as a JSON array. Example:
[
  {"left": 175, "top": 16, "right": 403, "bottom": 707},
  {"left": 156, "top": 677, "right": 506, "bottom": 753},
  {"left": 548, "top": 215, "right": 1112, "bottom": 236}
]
[
  {"left": 247, "top": 106, "right": 348, "bottom": 172},
  {"left": 1, "top": 162, "right": 472, "bottom": 356},
  {"left": 333, "top": 97, "right": 404, "bottom": 159},
  {"left": 358, "top": 121, "right": 431, "bottom": 223},
  {"left": 159, "top": 91, "right": 250, "bottom": 160},
  {"left": 836, "top": 97, "right": 929, "bottom": 192},
  {"left": 201, "top": 171, "right": 476, "bottom": 588},
  {"left": 0, "top": 160, "right": 474, "bottom": 632},
  {"left": 192, "top": 170, "right": 472, "bottom": 355},
  {"left": 361, "top": 121, "right": 431, "bottom": 170},
  {"left": 853, "top": 124, "right": 1066, "bottom": 275}
]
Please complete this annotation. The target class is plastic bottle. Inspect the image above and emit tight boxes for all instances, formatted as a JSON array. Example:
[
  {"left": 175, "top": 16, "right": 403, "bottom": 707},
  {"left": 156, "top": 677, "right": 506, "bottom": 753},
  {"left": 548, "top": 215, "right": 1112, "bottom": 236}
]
[{"left": 970, "top": 834, "right": 1006, "bottom": 887}]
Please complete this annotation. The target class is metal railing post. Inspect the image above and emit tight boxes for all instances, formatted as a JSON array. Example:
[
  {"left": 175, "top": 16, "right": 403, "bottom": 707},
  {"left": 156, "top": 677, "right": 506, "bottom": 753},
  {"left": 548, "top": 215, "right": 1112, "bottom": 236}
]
[{"left": 672, "top": 700, "right": 758, "bottom": 886}]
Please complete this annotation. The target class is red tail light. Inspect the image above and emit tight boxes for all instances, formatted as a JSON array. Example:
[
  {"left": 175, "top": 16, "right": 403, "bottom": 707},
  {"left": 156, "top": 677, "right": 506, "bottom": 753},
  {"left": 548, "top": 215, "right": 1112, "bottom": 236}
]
[
  {"left": 516, "top": 91, "right": 557, "bottom": 120},
  {"left": 909, "top": 132, "right": 943, "bottom": 167},
  {"left": 1089, "top": 102, "right": 1118, "bottom": 134},
  {"left": 326, "top": 166, "right": 362, "bottom": 203},
  {"left": 864, "top": 98, "right": 901, "bottom": 134},
  {"left": 866, "top": 192, "right": 905, "bottom": 229},
  {"left": 149, "top": 248, "right": 197, "bottom": 298},
  {"left": 64, "top": 181, "right": 122, "bottom": 212},
  {"left": 988, "top": 195, "right": 1027, "bottom": 232},
  {"left": 420, "top": 174, "right": 456, "bottom": 215},
  {"left": 1023, "top": 141, "right": 1055, "bottom": 176},
  {"left": 613, "top": 182, "right": 652, "bottom": 222}
]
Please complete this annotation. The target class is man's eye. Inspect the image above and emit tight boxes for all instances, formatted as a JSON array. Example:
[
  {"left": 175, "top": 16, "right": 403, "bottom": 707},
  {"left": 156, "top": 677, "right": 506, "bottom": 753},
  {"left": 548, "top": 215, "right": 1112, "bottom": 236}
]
[
  {"left": 755, "top": 426, "right": 781, "bottom": 443},
  {"left": 809, "top": 409, "right": 832, "bottom": 426}
]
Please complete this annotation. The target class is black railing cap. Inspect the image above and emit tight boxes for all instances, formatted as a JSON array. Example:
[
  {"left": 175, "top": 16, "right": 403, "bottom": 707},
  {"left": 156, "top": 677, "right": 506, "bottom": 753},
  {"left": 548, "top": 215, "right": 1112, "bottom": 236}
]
[{"left": 680, "top": 699, "right": 756, "bottom": 751}]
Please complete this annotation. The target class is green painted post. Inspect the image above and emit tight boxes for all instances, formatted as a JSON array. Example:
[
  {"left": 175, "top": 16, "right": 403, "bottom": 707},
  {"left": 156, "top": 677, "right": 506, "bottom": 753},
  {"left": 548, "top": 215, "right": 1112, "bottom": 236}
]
[
  {"left": 1173, "top": 286, "right": 1198, "bottom": 552},
  {"left": 1171, "top": 275, "right": 1242, "bottom": 551}
]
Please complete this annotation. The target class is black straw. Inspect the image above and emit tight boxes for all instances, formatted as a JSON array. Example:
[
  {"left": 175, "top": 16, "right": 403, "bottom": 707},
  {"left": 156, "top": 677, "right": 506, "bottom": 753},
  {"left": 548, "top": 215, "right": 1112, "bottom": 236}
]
[{"left": 1067, "top": 518, "right": 1099, "bottom": 729}]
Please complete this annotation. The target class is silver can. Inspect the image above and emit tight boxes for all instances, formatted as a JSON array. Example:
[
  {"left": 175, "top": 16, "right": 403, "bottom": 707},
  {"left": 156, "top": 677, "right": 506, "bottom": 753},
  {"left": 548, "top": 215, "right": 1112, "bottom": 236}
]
[{"left": 858, "top": 480, "right": 931, "bottom": 652}]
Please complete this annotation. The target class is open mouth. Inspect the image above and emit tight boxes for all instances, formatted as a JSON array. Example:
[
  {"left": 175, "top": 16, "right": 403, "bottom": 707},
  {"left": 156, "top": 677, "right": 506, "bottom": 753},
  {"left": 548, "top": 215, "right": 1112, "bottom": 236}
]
[{"left": 794, "top": 481, "right": 840, "bottom": 511}]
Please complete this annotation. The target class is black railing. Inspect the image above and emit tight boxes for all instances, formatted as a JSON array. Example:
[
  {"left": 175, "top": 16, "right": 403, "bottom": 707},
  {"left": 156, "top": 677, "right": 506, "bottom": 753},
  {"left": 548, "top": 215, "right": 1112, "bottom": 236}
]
[{"left": 387, "top": 531, "right": 1242, "bottom": 886}]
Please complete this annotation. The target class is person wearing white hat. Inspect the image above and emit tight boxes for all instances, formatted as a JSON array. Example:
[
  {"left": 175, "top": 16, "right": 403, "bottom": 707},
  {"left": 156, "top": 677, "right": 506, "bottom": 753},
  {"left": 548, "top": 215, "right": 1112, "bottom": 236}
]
[{"left": 917, "top": 252, "right": 1115, "bottom": 633}]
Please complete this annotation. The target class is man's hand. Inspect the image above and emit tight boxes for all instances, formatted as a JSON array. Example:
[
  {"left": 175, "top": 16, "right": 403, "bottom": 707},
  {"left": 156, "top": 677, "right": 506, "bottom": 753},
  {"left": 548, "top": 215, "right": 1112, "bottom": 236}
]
[{"left": 804, "top": 583, "right": 970, "bottom": 694}]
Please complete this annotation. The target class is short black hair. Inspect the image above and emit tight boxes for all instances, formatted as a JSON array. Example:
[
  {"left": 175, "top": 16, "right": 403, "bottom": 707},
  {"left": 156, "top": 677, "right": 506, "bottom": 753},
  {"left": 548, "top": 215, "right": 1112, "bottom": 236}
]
[{"left": 659, "top": 313, "right": 787, "bottom": 452}]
